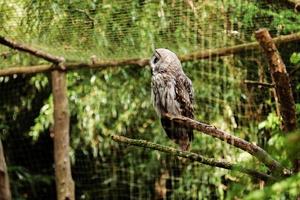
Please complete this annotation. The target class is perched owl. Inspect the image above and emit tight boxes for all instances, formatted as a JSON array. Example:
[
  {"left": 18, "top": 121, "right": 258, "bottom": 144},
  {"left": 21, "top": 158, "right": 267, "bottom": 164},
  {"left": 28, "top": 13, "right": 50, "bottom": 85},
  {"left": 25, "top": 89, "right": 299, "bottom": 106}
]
[{"left": 150, "top": 48, "right": 194, "bottom": 151}]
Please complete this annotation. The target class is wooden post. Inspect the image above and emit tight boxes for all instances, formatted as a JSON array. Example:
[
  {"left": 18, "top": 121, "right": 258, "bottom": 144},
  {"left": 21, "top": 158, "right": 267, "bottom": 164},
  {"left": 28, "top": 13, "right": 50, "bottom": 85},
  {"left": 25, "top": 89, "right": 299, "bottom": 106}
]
[
  {"left": 0, "top": 140, "right": 11, "bottom": 200},
  {"left": 255, "top": 28, "right": 297, "bottom": 132},
  {"left": 51, "top": 69, "right": 75, "bottom": 200}
]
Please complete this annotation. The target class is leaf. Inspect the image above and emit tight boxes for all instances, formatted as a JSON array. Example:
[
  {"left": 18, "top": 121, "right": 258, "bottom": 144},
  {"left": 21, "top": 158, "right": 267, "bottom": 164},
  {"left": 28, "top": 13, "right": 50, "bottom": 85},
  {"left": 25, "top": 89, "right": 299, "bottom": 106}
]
[{"left": 290, "top": 52, "right": 300, "bottom": 64}]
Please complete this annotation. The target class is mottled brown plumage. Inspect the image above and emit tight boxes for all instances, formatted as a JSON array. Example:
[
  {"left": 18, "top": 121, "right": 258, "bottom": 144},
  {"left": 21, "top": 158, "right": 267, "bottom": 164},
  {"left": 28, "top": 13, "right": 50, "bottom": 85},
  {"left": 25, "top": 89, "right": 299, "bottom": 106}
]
[{"left": 150, "top": 48, "right": 194, "bottom": 151}]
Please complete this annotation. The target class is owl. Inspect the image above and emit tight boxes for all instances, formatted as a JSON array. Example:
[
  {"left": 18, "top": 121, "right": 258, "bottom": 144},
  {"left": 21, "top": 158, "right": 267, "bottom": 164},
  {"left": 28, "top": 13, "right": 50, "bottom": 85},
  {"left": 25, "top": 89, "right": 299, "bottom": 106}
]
[{"left": 150, "top": 48, "right": 194, "bottom": 151}]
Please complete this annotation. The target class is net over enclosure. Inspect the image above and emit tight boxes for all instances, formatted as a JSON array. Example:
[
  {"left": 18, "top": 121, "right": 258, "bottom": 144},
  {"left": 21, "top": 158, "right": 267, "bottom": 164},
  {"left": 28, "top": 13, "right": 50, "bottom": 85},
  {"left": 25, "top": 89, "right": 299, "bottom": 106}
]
[{"left": 0, "top": 0, "right": 300, "bottom": 200}]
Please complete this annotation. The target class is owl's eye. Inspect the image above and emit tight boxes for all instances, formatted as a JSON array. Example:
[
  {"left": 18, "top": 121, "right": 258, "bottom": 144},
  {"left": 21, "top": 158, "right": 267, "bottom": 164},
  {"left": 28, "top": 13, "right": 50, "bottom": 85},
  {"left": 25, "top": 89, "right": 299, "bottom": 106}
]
[{"left": 153, "top": 57, "right": 159, "bottom": 64}]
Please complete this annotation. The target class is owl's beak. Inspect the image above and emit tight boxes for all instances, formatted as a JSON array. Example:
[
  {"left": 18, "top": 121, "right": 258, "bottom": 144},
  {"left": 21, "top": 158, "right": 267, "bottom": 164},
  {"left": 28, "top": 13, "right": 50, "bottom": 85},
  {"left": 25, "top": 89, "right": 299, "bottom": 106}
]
[
  {"left": 149, "top": 56, "right": 155, "bottom": 75},
  {"left": 155, "top": 50, "right": 161, "bottom": 58}
]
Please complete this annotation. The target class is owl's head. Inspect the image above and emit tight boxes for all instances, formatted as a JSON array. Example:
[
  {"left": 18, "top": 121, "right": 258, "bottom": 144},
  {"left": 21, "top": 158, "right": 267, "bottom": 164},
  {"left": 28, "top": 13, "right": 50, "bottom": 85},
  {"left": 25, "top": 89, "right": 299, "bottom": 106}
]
[{"left": 149, "top": 48, "right": 182, "bottom": 75}]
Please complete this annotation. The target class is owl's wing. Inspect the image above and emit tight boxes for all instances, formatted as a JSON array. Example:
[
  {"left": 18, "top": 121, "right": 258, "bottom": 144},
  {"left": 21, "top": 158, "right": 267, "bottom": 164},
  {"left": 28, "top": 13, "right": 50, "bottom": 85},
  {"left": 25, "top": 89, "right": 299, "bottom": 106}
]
[
  {"left": 175, "top": 74, "right": 194, "bottom": 119},
  {"left": 161, "top": 73, "right": 194, "bottom": 149}
]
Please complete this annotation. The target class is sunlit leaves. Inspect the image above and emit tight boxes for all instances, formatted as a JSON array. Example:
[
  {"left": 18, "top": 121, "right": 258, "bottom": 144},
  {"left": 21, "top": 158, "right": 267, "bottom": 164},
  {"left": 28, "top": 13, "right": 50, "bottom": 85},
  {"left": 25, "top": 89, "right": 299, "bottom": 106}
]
[
  {"left": 29, "top": 101, "right": 53, "bottom": 141},
  {"left": 258, "top": 112, "right": 280, "bottom": 131},
  {"left": 245, "top": 173, "right": 300, "bottom": 200},
  {"left": 290, "top": 52, "right": 300, "bottom": 64}
]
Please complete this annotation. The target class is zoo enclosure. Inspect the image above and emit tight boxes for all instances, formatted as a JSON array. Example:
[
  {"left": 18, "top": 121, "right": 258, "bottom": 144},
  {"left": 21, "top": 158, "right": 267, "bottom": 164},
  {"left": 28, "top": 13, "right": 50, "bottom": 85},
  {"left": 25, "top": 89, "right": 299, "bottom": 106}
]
[
  {"left": 1, "top": 1, "right": 300, "bottom": 199},
  {"left": 0, "top": 28, "right": 299, "bottom": 199}
]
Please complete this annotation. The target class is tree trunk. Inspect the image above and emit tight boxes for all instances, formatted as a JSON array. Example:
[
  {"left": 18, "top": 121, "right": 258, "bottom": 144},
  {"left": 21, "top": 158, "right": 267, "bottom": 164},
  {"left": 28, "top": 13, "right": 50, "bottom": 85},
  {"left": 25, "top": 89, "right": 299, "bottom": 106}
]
[
  {"left": 51, "top": 70, "right": 75, "bottom": 200},
  {"left": 255, "top": 28, "right": 297, "bottom": 132},
  {"left": 0, "top": 140, "right": 11, "bottom": 200}
]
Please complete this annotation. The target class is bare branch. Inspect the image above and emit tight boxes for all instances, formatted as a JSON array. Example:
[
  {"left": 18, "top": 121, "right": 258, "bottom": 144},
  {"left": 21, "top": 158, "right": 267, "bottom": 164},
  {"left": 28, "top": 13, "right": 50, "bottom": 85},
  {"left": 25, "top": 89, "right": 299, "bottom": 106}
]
[
  {"left": 179, "top": 31, "right": 300, "bottom": 61},
  {"left": 0, "top": 64, "right": 52, "bottom": 76},
  {"left": 244, "top": 80, "right": 274, "bottom": 88},
  {"left": 0, "top": 32, "right": 300, "bottom": 76},
  {"left": 0, "top": 51, "right": 16, "bottom": 59},
  {"left": 0, "top": 36, "right": 64, "bottom": 64},
  {"left": 289, "top": 64, "right": 300, "bottom": 77},
  {"left": 162, "top": 113, "right": 289, "bottom": 176},
  {"left": 73, "top": 9, "right": 95, "bottom": 27},
  {"left": 111, "top": 134, "right": 275, "bottom": 181},
  {"left": 283, "top": 0, "right": 300, "bottom": 11},
  {"left": 0, "top": 59, "right": 149, "bottom": 76}
]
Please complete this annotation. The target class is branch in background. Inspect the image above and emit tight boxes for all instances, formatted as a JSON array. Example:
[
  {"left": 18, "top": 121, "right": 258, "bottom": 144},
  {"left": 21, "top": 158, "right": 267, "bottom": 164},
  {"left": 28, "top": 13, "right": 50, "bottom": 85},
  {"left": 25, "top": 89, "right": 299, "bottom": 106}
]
[
  {"left": 0, "top": 51, "right": 16, "bottom": 59},
  {"left": 179, "top": 32, "right": 300, "bottom": 61},
  {"left": 0, "top": 59, "right": 149, "bottom": 77},
  {"left": 73, "top": 9, "right": 95, "bottom": 28},
  {"left": 0, "top": 36, "right": 64, "bottom": 64},
  {"left": 0, "top": 64, "right": 52, "bottom": 76},
  {"left": 289, "top": 64, "right": 300, "bottom": 78},
  {"left": 1, "top": 32, "right": 300, "bottom": 77},
  {"left": 162, "top": 113, "right": 289, "bottom": 176},
  {"left": 243, "top": 80, "right": 274, "bottom": 88},
  {"left": 111, "top": 134, "right": 275, "bottom": 181},
  {"left": 284, "top": 0, "right": 300, "bottom": 11},
  {"left": 275, "top": 0, "right": 300, "bottom": 11}
]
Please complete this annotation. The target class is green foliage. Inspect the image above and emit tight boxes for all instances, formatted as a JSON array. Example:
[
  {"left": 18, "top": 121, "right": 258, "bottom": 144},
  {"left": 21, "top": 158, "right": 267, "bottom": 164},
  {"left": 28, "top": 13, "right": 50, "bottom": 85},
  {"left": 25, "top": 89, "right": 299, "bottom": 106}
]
[
  {"left": 290, "top": 52, "right": 300, "bottom": 64},
  {"left": 9, "top": 166, "right": 54, "bottom": 200},
  {"left": 258, "top": 112, "right": 281, "bottom": 131},
  {"left": 29, "top": 100, "right": 53, "bottom": 141},
  {"left": 245, "top": 172, "right": 300, "bottom": 200}
]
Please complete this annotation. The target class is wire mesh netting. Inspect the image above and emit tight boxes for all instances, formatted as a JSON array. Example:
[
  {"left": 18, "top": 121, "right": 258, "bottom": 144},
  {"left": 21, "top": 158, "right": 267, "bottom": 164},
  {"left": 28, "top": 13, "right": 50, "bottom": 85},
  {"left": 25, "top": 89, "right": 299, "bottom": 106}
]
[
  {"left": 0, "top": 0, "right": 300, "bottom": 199},
  {"left": 1, "top": 0, "right": 299, "bottom": 64}
]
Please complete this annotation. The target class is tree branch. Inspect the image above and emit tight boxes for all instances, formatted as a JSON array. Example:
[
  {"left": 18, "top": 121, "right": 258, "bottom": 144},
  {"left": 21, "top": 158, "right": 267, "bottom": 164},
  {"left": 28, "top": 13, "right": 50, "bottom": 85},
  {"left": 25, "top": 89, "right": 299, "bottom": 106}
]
[
  {"left": 162, "top": 113, "right": 289, "bottom": 176},
  {"left": 0, "top": 36, "right": 64, "bottom": 64},
  {"left": 179, "top": 31, "right": 300, "bottom": 61},
  {"left": 0, "top": 59, "right": 149, "bottom": 76},
  {"left": 111, "top": 134, "right": 275, "bottom": 181},
  {"left": 243, "top": 80, "right": 274, "bottom": 88},
  {"left": 0, "top": 32, "right": 300, "bottom": 76},
  {"left": 283, "top": 0, "right": 300, "bottom": 11},
  {"left": 0, "top": 51, "right": 16, "bottom": 59},
  {"left": 0, "top": 64, "right": 52, "bottom": 76}
]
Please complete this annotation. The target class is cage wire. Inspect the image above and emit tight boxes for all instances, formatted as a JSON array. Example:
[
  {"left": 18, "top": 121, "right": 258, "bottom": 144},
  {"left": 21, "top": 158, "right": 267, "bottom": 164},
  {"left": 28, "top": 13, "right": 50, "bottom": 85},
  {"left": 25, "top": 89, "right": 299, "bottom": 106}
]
[{"left": 0, "top": 0, "right": 300, "bottom": 199}]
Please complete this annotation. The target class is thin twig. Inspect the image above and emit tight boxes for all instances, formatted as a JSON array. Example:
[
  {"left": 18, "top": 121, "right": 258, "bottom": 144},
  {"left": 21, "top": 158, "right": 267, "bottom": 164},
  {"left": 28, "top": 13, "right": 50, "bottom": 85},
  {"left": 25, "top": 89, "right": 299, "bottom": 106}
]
[
  {"left": 162, "top": 113, "right": 289, "bottom": 176},
  {"left": 73, "top": 9, "right": 95, "bottom": 28},
  {"left": 289, "top": 64, "right": 300, "bottom": 77},
  {"left": 244, "top": 80, "right": 274, "bottom": 88},
  {"left": 111, "top": 134, "right": 276, "bottom": 181},
  {"left": 0, "top": 51, "right": 16, "bottom": 59}
]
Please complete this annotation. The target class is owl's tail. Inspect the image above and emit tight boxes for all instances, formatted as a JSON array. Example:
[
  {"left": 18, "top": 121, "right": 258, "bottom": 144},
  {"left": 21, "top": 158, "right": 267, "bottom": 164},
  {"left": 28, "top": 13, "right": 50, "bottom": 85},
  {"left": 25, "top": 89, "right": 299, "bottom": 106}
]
[
  {"left": 161, "top": 118, "right": 193, "bottom": 151},
  {"left": 178, "top": 139, "right": 190, "bottom": 151}
]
